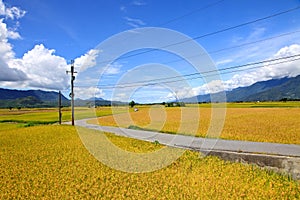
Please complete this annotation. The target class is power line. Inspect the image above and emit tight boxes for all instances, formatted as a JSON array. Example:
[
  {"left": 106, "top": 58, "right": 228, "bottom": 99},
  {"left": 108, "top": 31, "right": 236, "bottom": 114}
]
[
  {"left": 75, "top": 53, "right": 300, "bottom": 89},
  {"left": 179, "top": 6, "right": 300, "bottom": 44},
  {"left": 213, "top": 57, "right": 300, "bottom": 77},
  {"left": 96, "top": 29, "right": 300, "bottom": 82},
  {"left": 72, "top": 29, "right": 300, "bottom": 90},
  {"left": 73, "top": 6, "right": 300, "bottom": 90},
  {"left": 111, "top": 56, "right": 300, "bottom": 88},
  {"left": 119, "top": 1, "right": 225, "bottom": 47},
  {"left": 209, "top": 54, "right": 300, "bottom": 74},
  {"left": 157, "top": 0, "right": 225, "bottom": 26},
  {"left": 104, "top": 53, "right": 300, "bottom": 86},
  {"left": 118, "top": 56, "right": 300, "bottom": 88},
  {"left": 164, "top": 29, "right": 300, "bottom": 65},
  {"left": 118, "top": 29, "right": 300, "bottom": 66},
  {"left": 118, "top": 1, "right": 225, "bottom": 51},
  {"left": 93, "top": 5, "right": 300, "bottom": 66},
  {"left": 71, "top": 58, "right": 300, "bottom": 103}
]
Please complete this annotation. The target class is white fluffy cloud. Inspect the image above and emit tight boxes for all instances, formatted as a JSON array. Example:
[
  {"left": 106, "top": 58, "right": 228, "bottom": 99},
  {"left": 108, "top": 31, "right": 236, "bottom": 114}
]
[
  {"left": 104, "top": 62, "right": 122, "bottom": 75},
  {"left": 0, "top": 2, "right": 27, "bottom": 82},
  {"left": 0, "top": 59, "right": 27, "bottom": 81},
  {"left": 192, "top": 44, "right": 300, "bottom": 96},
  {"left": 166, "top": 44, "right": 300, "bottom": 99},
  {"left": 0, "top": 0, "right": 26, "bottom": 19},
  {"left": 0, "top": 10, "right": 99, "bottom": 91},
  {"left": 74, "top": 49, "right": 101, "bottom": 71},
  {"left": 8, "top": 44, "right": 69, "bottom": 90},
  {"left": 225, "top": 44, "right": 300, "bottom": 87},
  {"left": 74, "top": 87, "right": 105, "bottom": 99},
  {"left": 0, "top": 15, "right": 69, "bottom": 90},
  {"left": 0, "top": 19, "right": 27, "bottom": 81},
  {"left": 0, "top": 1, "right": 69, "bottom": 91},
  {"left": 166, "top": 87, "right": 196, "bottom": 100}
]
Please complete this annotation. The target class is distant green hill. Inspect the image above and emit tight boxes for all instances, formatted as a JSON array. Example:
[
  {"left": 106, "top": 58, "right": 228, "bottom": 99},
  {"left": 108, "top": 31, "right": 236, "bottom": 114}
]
[
  {"left": 244, "top": 75, "right": 300, "bottom": 101},
  {"left": 0, "top": 88, "right": 125, "bottom": 108},
  {"left": 74, "top": 97, "right": 126, "bottom": 107},
  {"left": 0, "top": 88, "right": 70, "bottom": 108},
  {"left": 183, "top": 75, "right": 300, "bottom": 103},
  {"left": 2, "top": 75, "right": 300, "bottom": 108}
]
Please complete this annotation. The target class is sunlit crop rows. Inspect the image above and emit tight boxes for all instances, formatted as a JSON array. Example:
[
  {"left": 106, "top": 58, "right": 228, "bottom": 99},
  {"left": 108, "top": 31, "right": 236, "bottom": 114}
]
[
  {"left": 0, "top": 122, "right": 24, "bottom": 131},
  {"left": 0, "top": 107, "right": 124, "bottom": 124},
  {"left": 94, "top": 105, "right": 300, "bottom": 144},
  {"left": 0, "top": 125, "right": 299, "bottom": 199}
]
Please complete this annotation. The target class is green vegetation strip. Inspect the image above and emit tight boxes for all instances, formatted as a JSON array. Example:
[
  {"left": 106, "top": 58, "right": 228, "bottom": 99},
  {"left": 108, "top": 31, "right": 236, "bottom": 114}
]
[
  {"left": 127, "top": 125, "right": 179, "bottom": 135},
  {"left": 0, "top": 120, "right": 57, "bottom": 129},
  {"left": 0, "top": 119, "right": 57, "bottom": 124}
]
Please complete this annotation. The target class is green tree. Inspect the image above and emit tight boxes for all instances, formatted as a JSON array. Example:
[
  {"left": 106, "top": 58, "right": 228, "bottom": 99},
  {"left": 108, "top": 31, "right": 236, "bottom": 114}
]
[{"left": 129, "top": 100, "right": 136, "bottom": 108}]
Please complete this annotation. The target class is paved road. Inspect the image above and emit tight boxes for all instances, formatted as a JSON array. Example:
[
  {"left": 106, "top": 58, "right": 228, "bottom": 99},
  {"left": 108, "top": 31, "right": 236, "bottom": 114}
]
[{"left": 70, "top": 119, "right": 300, "bottom": 157}]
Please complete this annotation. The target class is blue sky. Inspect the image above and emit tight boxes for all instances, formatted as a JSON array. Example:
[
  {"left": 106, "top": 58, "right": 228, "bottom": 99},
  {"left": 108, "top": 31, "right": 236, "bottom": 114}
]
[{"left": 1, "top": 0, "right": 300, "bottom": 102}]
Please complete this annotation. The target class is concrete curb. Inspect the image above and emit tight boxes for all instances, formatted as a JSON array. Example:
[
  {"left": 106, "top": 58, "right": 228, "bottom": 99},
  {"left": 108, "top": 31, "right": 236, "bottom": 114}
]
[{"left": 177, "top": 145, "right": 300, "bottom": 180}]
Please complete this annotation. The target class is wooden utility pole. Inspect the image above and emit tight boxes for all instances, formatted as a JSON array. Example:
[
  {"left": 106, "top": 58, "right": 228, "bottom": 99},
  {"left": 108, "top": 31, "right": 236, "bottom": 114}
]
[
  {"left": 66, "top": 60, "right": 77, "bottom": 125},
  {"left": 58, "top": 91, "right": 62, "bottom": 124}
]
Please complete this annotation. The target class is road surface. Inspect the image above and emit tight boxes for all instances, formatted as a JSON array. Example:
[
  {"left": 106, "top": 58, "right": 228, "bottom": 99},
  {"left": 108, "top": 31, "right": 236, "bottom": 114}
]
[{"left": 68, "top": 118, "right": 300, "bottom": 157}]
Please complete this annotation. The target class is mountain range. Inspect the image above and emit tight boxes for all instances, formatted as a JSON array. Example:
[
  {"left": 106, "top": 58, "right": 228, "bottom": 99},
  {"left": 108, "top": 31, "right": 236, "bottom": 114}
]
[
  {"left": 0, "top": 88, "right": 69, "bottom": 108},
  {"left": 74, "top": 97, "right": 125, "bottom": 107},
  {"left": 182, "top": 75, "right": 300, "bottom": 103},
  {"left": 0, "top": 75, "right": 299, "bottom": 108},
  {"left": 0, "top": 88, "right": 125, "bottom": 108}
]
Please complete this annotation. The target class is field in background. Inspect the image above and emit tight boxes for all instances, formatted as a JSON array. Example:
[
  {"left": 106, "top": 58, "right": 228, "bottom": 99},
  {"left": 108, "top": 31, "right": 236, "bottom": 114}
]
[
  {"left": 1, "top": 102, "right": 299, "bottom": 144},
  {"left": 0, "top": 125, "right": 299, "bottom": 199},
  {"left": 196, "top": 101, "right": 300, "bottom": 108},
  {"left": 0, "top": 107, "right": 126, "bottom": 125},
  {"left": 92, "top": 102, "right": 300, "bottom": 144}
]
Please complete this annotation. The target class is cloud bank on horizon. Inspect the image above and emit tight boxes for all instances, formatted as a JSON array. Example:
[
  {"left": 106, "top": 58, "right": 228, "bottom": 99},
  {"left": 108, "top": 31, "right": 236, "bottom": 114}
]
[{"left": 0, "top": 0, "right": 300, "bottom": 101}]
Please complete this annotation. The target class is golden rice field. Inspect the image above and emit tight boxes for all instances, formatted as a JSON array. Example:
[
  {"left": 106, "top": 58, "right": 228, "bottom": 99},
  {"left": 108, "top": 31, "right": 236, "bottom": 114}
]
[
  {"left": 92, "top": 105, "right": 300, "bottom": 144},
  {"left": 0, "top": 125, "right": 299, "bottom": 199},
  {"left": 0, "top": 106, "right": 125, "bottom": 124}
]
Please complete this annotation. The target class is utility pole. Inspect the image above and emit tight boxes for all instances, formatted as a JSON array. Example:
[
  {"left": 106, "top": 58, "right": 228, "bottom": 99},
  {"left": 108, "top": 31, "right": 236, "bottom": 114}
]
[
  {"left": 66, "top": 60, "right": 77, "bottom": 125},
  {"left": 58, "top": 91, "right": 62, "bottom": 124}
]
